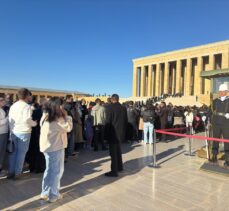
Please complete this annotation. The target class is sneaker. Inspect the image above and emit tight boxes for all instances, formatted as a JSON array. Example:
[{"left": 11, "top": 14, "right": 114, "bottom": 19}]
[
  {"left": 49, "top": 194, "right": 63, "bottom": 203},
  {"left": 40, "top": 195, "right": 49, "bottom": 201},
  {"left": 0, "top": 170, "right": 7, "bottom": 178}
]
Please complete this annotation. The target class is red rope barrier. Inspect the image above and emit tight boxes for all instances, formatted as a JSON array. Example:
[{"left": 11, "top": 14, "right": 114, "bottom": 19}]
[{"left": 155, "top": 129, "right": 229, "bottom": 144}]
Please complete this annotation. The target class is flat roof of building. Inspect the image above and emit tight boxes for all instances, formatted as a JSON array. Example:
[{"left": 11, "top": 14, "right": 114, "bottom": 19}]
[
  {"left": 133, "top": 40, "right": 229, "bottom": 62},
  {"left": 0, "top": 85, "right": 90, "bottom": 96}
]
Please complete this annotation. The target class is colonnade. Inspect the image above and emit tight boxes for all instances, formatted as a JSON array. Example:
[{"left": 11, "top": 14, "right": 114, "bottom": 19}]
[{"left": 132, "top": 52, "right": 229, "bottom": 97}]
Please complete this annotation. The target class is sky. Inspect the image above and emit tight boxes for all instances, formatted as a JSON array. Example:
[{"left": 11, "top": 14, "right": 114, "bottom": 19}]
[{"left": 0, "top": 0, "right": 229, "bottom": 97}]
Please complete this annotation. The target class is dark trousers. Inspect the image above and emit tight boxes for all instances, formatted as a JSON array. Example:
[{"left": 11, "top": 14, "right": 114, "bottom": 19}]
[
  {"left": 160, "top": 123, "right": 167, "bottom": 141},
  {"left": 127, "top": 123, "right": 138, "bottom": 141},
  {"left": 65, "top": 131, "right": 74, "bottom": 158},
  {"left": 93, "top": 125, "right": 105, "bottom": 150},
  {"left": 212, "top": 124, "right": 229, "bottom": 162},
  {"left": 109, "top": 143, "right": 123, "bottom": 174}
]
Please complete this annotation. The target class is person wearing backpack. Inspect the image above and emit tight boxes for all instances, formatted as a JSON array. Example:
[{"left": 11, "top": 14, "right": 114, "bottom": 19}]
[{"left": 141, "top": 104, "right": 155, "bottom": 144}]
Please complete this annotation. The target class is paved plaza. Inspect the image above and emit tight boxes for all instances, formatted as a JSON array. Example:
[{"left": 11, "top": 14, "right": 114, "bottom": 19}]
[{"left": 1, "top": 136, "right": 229, "bottom": 211}]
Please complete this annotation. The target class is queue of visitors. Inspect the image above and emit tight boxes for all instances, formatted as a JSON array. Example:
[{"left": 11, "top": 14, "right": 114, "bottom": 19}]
[{"left": 0, "top": 88, "right": 211, "bottom": 203}]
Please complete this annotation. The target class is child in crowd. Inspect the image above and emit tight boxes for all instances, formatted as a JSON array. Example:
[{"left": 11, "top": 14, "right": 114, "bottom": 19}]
[{"left": 84, "top": 115, "right": 93, "bottom": 149}]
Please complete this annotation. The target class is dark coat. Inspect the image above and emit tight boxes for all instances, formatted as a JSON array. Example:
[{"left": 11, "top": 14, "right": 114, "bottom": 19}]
[
  {"left": 141, "top": 109, "right": 155, "bottom": 123},
  {"left": 127, "top": 106, "right": 138, "bottom": 126},
  {"left": 212, "top": 97, "right": 229, "bottom": 126},
  {"left": 158, "top": 106, "right": 168, "bottom": 127},
  {"left": 64, "top": 102, "right": 74, "bottom": 117},
  {"left": 26, "top": 106, "right": 45, "bottom": 173},
  {"left": 105, "top": 103, "right": 128, "bottom": 144}
]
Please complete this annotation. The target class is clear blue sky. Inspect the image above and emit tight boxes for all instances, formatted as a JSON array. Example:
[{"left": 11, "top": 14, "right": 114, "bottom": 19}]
[{"left": 0, "top": 0, "right": 228, "bottom": 97}]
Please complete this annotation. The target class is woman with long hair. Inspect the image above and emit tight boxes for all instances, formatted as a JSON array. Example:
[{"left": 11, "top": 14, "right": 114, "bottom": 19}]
[{"left": 39, "top": 97, "right": 72, "bottom": 203}]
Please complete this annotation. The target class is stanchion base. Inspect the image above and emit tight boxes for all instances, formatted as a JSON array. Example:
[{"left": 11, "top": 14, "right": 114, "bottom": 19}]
[
  {"left": 184, "top": 152, "right": 195, "bottom": 157},
  {"left": 200, "top": 161, "right": 229, "bottom": 177},
  {"left": 148, "top": 163, "right": 161, "bottom": 168}
]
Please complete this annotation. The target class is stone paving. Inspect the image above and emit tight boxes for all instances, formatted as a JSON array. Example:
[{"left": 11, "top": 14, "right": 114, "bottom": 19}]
[{"left": 1, "top": 136, "right": 229, "bottom": 211}]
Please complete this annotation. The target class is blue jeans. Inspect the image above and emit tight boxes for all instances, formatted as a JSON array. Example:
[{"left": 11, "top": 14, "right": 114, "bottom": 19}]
[
  {"left": 143, "top": 122, "right": 154, "bottom": 144},
  {"left": 41, "top": 149, "right": 65, "bottom": 200},
  {"left": 8, "top": 133, "right": 31, "bottom": 175}
]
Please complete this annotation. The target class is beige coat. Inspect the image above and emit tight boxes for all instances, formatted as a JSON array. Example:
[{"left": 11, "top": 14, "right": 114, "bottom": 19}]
[
  {"left": 39, "top": 114, "right": 73, "bottom": 153},
  {"left": 139, "top": 117, "right": 144, "bottom": 130}
]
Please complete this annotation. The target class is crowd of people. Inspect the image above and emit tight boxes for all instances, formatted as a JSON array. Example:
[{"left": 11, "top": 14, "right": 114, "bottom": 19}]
[
  {"left": 0, "top": 88, "right": 212, "bottom": 203},
  {"left": 0, "top": 89, "right": 128, "bottom": 202}
]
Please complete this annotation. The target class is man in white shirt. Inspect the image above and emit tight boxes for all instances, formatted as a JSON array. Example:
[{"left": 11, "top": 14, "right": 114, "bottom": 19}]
[{"left": 8, "top": 88, "right": 37, "bottom": 179}]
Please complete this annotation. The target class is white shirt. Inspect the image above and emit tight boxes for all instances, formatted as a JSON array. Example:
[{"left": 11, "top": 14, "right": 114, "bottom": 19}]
[
  {"left": 9, "top": 100, "right": 37, "bottom": 134},
  {"left": 39, "top": 114, "right": 73, "bottom": 153},
  {"left": 0, "top": 108, "right": 8, "bottom": 134},
  {"left": 184, "top": 111, "right": 194, "bottom": 126},
  {"left": 220, "top": 96, "right": 227, "bottom": 101}
]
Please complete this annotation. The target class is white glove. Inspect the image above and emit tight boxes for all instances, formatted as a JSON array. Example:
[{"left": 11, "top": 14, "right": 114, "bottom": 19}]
[
  {"left": 202, "top": 116, "right": 206, "bottom": 122},
  {"left": 225, "top": 113, "right": 229, "bottom": 119}
]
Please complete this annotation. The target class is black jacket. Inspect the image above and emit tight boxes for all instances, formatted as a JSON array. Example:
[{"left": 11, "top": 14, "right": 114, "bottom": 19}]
[
  {"left": 211, "top": 97, "right": 229, "bottom": 126},
  {"left": 141, "top": 109, "right": 155, "bottom": 123},
  {"left": 127, "top": 106, "right": 139, "bottom": 125},
  {"left": 105, "top": 103, "right": 128, "bottom": 144},
  {"left": 64, "top": 102, "right": 74, "bottom": 117}
]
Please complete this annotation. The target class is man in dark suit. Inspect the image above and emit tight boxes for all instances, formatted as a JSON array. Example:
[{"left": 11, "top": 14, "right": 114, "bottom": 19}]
[
  {"left": 105, "top": 94, "right": 127, "bottom": 177},
  {"left": 127, "top": 101, "right": 139, "bottom": 142},
  {"left": 158, "top": 102, "right": 168, "bottom": 142}
]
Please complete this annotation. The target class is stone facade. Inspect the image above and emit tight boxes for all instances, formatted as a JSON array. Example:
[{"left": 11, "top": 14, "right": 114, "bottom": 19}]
[
  {"left": 132, "top": 40, "right": 229, "bottom": 104},
  {"left": 0, "top": 86, "right": 89, "bottom": 102}
]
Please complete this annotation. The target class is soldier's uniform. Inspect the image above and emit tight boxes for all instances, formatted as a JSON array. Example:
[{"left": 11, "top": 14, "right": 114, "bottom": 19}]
[{"left": 211, "top": 95, "right": 229, "bottom": 166}]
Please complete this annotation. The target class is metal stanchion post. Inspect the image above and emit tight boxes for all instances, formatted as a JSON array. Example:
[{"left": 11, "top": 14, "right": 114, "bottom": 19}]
[
  {"left": 202, "top": 116, "right": 210, "bottom": 160},
  {"left": 189, "top": 125, "right": 192, "bottom": 156},
  {"left": 153, "top": 129, "right": 157, "bottom": 167},
  {"left": 205, "top": 123, "right": 210, "bottom": 160}
]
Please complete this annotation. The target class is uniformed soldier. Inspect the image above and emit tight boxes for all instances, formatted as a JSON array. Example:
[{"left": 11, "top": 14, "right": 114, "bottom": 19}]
[{"left": 210, "top": 84, "right": 229, "bottom": 168}]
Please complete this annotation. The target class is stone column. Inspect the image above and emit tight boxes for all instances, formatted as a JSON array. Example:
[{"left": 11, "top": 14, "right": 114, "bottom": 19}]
[
  {"left": 209, "top": 54, "right": 214, "bottom": 70},
  {"left": 204, "top": 54, "right": 214, "bottom": 94},
  {"left": 140, "top": 66, "right": 145, "bottom": 97},
  {"left": 222, "top": 51, "right": 229, "bottom": 69},
  {"left": 164, "top": 62, "right": 169, "bottom": 94},
  {"left": 145, "top": 67, "right": 148, "bottom": 96},
  {"left": 194, "top": 56, "right": 203, "bottom": 95},
  {"left": 151, "top": 67, "right": 155, "bottom": 96},
  {"left": 158, "top": 66, "right": 162, "bottom": 95},
  {"left": 155, "top": 64, "right": 160, "bottom": 96},
  {"left": 184, "top": 58, "right": 191, "bottom": 96},
  {"left": 132, "top": 65, "right": 138, "bottom": 97},
  {"left": 148, "top": 65, "right": 152, "bottom": 97},
  {"left": 176, "top": 60, "right": 181, "bottom": 93},
  {"left": 172, "top": 65, "right": 176, "bottom": 94}
]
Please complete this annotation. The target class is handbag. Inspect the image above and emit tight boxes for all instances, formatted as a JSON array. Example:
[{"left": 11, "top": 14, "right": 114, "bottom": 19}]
[{"left": 7, "top": 137, "right": 14, "bottom": 153}]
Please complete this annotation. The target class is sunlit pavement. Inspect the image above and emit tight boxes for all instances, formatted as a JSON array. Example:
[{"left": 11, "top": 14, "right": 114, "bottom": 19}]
[{"left": 1, "top": 135, "right": 229, "bottom": 211}]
